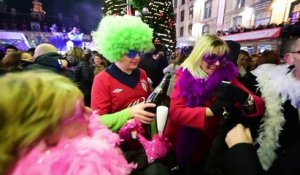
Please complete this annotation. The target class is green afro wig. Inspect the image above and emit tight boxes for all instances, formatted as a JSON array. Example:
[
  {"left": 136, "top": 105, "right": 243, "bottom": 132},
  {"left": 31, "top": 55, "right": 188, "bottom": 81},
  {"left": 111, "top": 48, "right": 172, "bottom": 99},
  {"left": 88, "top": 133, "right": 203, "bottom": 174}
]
[{"left": 92, "top": 15, "right": 154, "bottom": 62}]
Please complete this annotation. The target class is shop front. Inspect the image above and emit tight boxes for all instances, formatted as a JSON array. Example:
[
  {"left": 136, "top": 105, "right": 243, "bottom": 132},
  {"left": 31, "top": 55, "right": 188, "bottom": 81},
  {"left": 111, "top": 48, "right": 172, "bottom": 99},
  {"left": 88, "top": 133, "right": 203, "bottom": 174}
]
[{"left": 220, "top": 27, "right": 282, "bottom": 54}]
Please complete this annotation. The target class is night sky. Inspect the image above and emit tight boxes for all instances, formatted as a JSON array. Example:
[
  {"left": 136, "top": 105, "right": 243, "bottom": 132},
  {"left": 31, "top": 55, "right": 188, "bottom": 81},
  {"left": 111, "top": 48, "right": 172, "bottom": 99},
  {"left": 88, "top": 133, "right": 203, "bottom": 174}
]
[{"left": 6, "top": 0, "right": 102, "bottom": 33}]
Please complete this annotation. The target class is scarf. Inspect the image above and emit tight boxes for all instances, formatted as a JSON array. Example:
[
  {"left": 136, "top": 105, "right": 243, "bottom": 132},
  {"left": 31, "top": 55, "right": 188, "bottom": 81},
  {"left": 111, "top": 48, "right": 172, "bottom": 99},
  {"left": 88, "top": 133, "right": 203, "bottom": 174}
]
[{"left": 176, "top": 61, "right": 238, "bottom": 106}]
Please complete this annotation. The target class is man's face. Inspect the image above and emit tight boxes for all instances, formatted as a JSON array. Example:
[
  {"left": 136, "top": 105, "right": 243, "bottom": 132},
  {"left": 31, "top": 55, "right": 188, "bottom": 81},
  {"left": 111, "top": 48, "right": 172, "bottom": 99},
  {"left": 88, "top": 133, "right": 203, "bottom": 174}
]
[
  {"left": 5, "top": 48, "right": 17, "bottom": 55},
  {"left": 292, "top": 39, "right": 300, "bottom": 73},
  {"left": 249, "top": 56, "right": 258, "bottom": 70},
  {"left": 118, "top": 51, "right": 141, "bottom": 73}
]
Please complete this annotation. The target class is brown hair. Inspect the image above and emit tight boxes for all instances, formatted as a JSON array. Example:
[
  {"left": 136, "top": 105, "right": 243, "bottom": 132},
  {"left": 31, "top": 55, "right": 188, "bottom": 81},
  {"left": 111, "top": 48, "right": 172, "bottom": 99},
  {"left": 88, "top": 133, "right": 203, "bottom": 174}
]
[
  {"left": 68, "top": 47, "right": 84, "bottom": 61},
  {"left": 0, "top": 52, "right": 22, "bottom": 70},
  {"left": 258, "top": 50, "right": 280, "bottom": 65}
]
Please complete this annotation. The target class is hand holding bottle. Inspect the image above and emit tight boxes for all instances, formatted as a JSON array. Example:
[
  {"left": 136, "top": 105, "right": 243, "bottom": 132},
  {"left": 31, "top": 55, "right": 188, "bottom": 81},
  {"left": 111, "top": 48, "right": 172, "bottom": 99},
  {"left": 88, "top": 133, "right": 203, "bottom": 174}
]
[
  {"left": 145, "top": 73, "right": 172, "bottom": 113},
  {"left": 129, "top": 102, "right": 156, "bottom": 124}
]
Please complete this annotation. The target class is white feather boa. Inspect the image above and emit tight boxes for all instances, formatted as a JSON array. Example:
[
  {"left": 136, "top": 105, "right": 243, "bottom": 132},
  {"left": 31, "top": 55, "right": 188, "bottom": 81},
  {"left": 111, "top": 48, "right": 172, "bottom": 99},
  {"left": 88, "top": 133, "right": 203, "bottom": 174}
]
[{"left": 255, "top": 64, "right": 300, "bottom": 170}]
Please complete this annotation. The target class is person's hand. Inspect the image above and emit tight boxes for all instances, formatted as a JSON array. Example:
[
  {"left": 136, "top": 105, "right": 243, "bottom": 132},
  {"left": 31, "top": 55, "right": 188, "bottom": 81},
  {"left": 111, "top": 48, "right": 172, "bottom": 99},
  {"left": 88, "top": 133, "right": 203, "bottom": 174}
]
[
  {"left": 225, "top": 124, "right": 253, "bottom": 148},
  {"left": 216, "top": 82, "right": 249, "bottom": 104},
  {"left": 129, "top": 102, "right": 156, "bottom": 124}
]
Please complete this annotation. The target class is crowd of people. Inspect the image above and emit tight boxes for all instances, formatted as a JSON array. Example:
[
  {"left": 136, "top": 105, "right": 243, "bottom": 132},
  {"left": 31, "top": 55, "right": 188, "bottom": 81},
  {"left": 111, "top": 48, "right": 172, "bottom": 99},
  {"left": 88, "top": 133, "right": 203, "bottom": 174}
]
[
  {"left": 216, "top": 19, "right": 300, "bottom": 37},
  {"left": 0, "top": 15, "right": 300, "bottom": 175},
  {"left": 217, "top": 23, "right": 281, "bottom": 36}
]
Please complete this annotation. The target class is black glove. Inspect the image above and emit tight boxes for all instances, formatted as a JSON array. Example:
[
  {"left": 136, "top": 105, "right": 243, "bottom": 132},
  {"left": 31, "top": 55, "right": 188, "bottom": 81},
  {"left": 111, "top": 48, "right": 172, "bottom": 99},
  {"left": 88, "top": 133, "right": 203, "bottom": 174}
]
[
  {"left": 216, "top": 82, "right": 249, "bottom": 104},
  {"left": 210, "top": 99, "right": 232, "bottom": 118}
]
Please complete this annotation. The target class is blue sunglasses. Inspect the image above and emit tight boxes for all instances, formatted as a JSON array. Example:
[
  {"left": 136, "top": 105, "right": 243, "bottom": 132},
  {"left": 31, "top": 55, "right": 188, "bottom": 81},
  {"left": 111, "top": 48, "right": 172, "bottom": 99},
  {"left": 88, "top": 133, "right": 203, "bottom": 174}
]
[{"left": 127, "top": 50, "right": 141, "bottom": 59}]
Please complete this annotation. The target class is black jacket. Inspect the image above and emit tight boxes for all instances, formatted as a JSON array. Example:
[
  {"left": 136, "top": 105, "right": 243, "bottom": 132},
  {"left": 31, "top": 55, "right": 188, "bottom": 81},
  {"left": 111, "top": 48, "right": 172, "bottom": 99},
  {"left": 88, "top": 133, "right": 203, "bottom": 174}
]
[{"left": 24, "top": 52, "right": 75, "bottom": 81}]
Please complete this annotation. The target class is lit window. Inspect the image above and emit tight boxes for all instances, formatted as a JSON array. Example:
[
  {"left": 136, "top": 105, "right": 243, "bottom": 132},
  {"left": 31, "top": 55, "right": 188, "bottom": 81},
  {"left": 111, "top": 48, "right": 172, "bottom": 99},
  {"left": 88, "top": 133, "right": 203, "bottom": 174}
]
[
  {"left": 236, "top": 0, "right": 245, "bottom": 9},
  {"left": 189, "top": 5, "right": 193, "bottom": 19},
  {"left": 188, "top": 24, "right": 192, "bottom": 35},
  {"left": 181, "top": 10, "right": 185, "bottom": 21},
  {"left": 180, "top": 27, "right": 184, "bottom": 37},
  {"left": 202, "top": 25, "right": 209, "bottom": 34},
  {"left": 233, "top": 16, "right": 242, "bottom": 26},
  {"left": 204, "top": 0, "right": 212, "bottom": 19},
  {"left": 174, "top": 0, "right": 177, "bottom": 8}
]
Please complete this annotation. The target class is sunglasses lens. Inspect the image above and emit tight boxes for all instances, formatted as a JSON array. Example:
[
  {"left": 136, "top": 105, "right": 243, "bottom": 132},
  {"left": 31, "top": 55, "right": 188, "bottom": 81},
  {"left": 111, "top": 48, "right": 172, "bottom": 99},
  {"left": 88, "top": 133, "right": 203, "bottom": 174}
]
[
  {"left": 203, "top": 54, "right": 218, "bottom": 64},
  {"left": 203, "top": 53, "right": 229, "bottom": 65},
  {"left": 127, "top": 50, "right": 139, "bottom": 59}
]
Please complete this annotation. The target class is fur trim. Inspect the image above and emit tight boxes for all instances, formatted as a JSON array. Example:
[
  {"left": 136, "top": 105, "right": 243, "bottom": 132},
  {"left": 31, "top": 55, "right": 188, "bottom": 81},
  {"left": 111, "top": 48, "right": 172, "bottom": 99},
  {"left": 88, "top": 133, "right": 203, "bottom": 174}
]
[
  {"left": 251, "top": 64, "right": 277, "bottom": 77},
  {"left": 276, "top": 69, "right": 300, "bottom": 109},
  {"left": 255, "top": 64, "right": 300, "bottom": 170}
]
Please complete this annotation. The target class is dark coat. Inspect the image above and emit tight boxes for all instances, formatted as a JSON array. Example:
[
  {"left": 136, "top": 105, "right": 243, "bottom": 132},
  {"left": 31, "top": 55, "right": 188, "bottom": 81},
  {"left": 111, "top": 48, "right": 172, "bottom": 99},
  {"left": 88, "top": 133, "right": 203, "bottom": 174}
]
[
  {"left": 24, "top": 52, "right": 75, "bottom": 81},
  {"left": 138, "top": 53, "right": 160, "bottom": 87},
  {"left": 240, "top": 71, "right": 261, "bottom": 96},
  {"left": 222, "top": 65, "right": 300, "bottom": 175},
  {"left": 221, "top": 141, "right": 300, "bottom": 175}
]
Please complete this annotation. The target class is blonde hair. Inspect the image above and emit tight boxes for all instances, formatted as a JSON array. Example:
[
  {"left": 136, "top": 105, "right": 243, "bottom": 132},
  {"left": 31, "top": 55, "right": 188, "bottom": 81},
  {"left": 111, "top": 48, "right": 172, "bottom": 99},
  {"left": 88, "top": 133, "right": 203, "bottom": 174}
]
[
  {"left": 0, "top": 71, "right": 83, "bottom": 174},
  {"left": 68, "top": 47, "right": 84, "bottom": 60},
  {"left": 181, "top": 35, "right": 229, "bottom": 78}
]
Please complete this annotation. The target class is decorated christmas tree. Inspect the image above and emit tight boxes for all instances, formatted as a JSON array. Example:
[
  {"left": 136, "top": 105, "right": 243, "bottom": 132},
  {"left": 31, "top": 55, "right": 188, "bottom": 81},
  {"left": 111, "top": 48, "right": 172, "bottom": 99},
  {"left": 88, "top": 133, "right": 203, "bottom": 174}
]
[
  {"left": 102, "top": 0, "right": 176, "bottom": 54},
  {"left": 102, "top": 0, "right": 127, "bottom": 16}
]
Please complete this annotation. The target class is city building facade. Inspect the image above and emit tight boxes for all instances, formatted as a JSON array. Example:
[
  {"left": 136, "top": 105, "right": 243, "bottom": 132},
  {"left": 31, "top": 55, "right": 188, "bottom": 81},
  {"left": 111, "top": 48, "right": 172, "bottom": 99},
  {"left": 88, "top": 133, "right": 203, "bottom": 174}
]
[
  {"left": 0, "top": 0, "right": 92, "bottom": 51},
  {"left": 173, "top": 0, "right": 300, "bottom": 53}
]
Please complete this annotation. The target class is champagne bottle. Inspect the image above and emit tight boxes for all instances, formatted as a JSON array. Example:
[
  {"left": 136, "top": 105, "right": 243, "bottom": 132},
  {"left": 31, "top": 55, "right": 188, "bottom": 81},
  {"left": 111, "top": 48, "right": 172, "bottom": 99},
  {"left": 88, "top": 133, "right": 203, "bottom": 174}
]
[
  {"left": 146, "top": 73, "right": 172, "bottom": 112},
  {"left": 145, "top": 73, "right": 172, "bottom": 136}
]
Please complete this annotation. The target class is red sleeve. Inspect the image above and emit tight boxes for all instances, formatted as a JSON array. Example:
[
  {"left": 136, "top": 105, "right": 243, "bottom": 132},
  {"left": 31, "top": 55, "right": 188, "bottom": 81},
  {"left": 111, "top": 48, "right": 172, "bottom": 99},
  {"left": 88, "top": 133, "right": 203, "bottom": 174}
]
[
  {"left": 232, "top": 79, "right": 265, "bottom": 117},
  {"left": 91, "top": 72, "right": 112, "bottom": 115},
  {"left": 169, "top": 72, "right": 208, "bottom": 130}
]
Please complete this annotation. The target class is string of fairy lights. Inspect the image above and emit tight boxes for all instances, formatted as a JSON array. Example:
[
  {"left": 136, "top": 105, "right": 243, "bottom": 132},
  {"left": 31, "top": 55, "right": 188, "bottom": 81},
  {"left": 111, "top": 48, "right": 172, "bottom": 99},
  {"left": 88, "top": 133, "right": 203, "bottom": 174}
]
[{"left": 102, "top": 0, "right": 176, "bottom": 54}]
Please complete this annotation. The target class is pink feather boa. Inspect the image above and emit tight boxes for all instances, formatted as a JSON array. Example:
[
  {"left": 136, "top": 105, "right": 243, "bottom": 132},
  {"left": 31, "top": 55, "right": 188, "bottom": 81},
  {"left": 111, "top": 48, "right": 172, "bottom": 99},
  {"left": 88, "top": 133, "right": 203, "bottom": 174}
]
[{"left": 12, "top": 112, "right": 135, "bottom": 175}]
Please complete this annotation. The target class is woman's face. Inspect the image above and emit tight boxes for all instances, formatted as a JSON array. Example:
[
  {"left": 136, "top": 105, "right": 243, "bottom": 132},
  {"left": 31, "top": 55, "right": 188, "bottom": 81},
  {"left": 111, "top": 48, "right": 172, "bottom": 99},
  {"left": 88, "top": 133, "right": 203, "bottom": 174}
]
[
  {"left": 93, "top": 56, "right": 102, "bottom": 65},
  {"left": 200, "top": 49, "right": 226, "bottom": 75},
  {"left": 239, "top": 57, "right": 248, "bottom": 67},
  {"left": 200, "top": 59, "right": 221, "bottom": 76}
]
